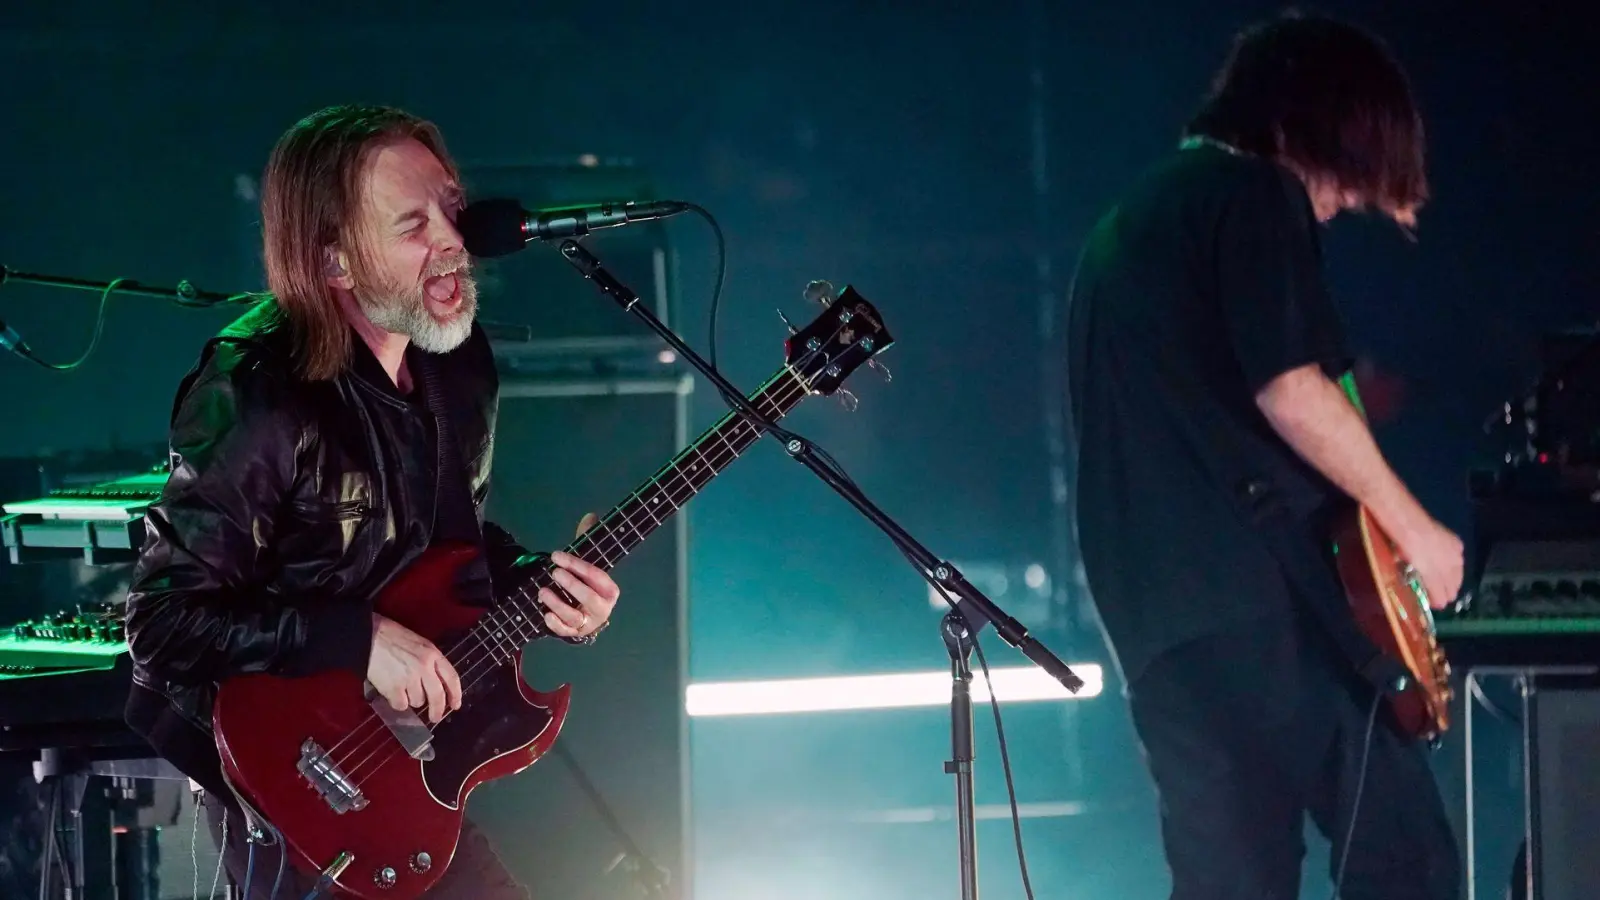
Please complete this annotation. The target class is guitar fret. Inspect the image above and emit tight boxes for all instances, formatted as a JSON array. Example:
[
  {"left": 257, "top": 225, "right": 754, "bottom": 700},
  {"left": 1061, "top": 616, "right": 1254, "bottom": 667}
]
[
  {"left": 612, "top": 505, "right": 647, "bottom": 547},
  {"left": 636, "top": 492, "right": 664, "bottom": 526},
  {"left": 588, "top": 535, "right": 618, "bottom": 568},
  {"left": 710, "top": 428, "right": 739, "bottom": 462},
  {"left": 505, "top": 585, "right": 547, "bottom": 641},
  {"left": 482, "top": 611, "right": 517, "bottom": 662},
  {"left": 456, "top": 627, "right": 500, "bottom": 670},
  {"left": 499, "top": 606, "right": 536, "bottom": 646}
]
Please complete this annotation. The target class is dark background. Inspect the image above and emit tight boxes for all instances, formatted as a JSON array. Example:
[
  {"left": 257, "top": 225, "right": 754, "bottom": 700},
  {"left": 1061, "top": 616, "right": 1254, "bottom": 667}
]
[{"left": 2, "top": 2, "right": 1595, "bottom": 897}]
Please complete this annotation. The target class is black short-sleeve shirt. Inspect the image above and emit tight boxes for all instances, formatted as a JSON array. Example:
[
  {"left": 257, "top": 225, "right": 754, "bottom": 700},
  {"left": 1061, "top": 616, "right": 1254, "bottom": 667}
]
[{"left": 1064, "top": 144, "right": 1353, "bottom": 685}]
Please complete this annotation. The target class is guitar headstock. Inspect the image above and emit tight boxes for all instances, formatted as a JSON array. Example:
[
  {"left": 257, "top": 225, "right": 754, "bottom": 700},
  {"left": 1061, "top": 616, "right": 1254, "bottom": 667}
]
[{"left": 783, "top": 281, "right": 894, "bottom": 399}]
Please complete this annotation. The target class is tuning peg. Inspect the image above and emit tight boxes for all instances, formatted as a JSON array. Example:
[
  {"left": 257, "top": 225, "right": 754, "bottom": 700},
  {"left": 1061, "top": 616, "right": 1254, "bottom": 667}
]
[
  {"left": 777, "top": 309, "right": 799, "bottom": 336},
  {"left": 867, "top": 358, "right": 892, "bottom": 382},
  {"left": 804, "top": 280, "right": 837, "bottom": 307},
  {"left": 836, "top": 388, "right": 859, "bottom": 412}
]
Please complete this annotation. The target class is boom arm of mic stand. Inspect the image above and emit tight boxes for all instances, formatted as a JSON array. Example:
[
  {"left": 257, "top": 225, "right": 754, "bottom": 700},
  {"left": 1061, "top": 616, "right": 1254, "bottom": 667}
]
[
  {"left": 557, "top": 239, "right": 1084, "bottom": 694},
  {"left": 0, "top": 265, "right": 251, "bottom": 307}
]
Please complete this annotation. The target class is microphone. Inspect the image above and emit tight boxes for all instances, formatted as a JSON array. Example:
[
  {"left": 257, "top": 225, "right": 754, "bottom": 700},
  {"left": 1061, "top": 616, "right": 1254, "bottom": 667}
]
[{"left": 458, "top": 197, "right": 689, "bottom": 258}]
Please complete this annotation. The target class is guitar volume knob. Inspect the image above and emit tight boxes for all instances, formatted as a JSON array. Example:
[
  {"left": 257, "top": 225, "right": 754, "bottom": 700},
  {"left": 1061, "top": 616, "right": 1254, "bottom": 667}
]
[
  {"left": 410, "top": 852, "right": 433, "bottom": 874},
  {"left": 375, "top": 866, "right": 398, "bottom": 888}
]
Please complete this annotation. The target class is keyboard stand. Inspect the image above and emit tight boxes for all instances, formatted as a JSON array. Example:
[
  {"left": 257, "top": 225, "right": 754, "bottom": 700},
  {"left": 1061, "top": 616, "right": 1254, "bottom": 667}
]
[{"left": 32, "top": 745, "right": 188, "bottom": 900}]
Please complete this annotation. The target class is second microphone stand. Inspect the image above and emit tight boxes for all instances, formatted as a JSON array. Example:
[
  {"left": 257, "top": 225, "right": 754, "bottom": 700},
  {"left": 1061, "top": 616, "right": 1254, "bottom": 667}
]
[{"left": 557, "top": 238, "right": 1085, "bottom": 900}]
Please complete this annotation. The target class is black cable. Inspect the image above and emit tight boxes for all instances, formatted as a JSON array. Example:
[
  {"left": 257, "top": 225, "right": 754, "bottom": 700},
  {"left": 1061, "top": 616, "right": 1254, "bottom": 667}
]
[
  {"left": 268, "top": 824, "right": 286, "bottom": 900},
  {"left": 682, "top": 203, "right": 727, "bottom": 377},
  {"left": 243, "top": 838, "right": 257, "bottom": 900},
  {"left": 973, "top": 639, "right": 1038, "bottom": 900},
  {"left": 674, "top": 206, "right": 846, "bottom": 455},
  {"left": 927, "top": 573, "right": 1037, "bottom": 900},
  {"left": 300, "top": 874, "right": 336, "bottom": 900},
  {"left": 671, "top": 208, "right": 869, "bottom": 497},
  {"left": 1331, "top": 691, "right": 1383, "bottom": 899},
  {"left": 0, "top": 276, "right": 258, "bottom": 371},
  {"left": 680, "top": 202, "right": 816, "bottom": 453},
  {"left": 6, "top": 277, "right": 123, "bottom": 371}
]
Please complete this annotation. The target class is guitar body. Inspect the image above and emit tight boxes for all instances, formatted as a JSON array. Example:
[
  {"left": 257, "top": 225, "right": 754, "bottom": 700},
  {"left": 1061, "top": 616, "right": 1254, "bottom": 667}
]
[
  {"left": 1329, "top": 505, "right": 1452, "bottom": 741},
  {"left": 212, "top": 543, "right": 570, "bottom": 899}
]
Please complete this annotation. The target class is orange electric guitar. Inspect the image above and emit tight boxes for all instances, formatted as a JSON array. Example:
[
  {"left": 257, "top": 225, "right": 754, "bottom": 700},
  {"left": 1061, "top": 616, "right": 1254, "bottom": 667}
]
[
  {"left": 1328, "top": 372, "right": 1453, "bottom": 742},
  {"left": 1330, "top": 505, "right": 1453, "bottom": 741}
]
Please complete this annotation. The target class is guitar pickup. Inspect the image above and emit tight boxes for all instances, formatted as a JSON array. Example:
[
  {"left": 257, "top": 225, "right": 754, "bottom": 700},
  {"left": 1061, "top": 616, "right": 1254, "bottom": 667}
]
[{"left": 364, "top": 681, "right": 436, "bottom": 761}]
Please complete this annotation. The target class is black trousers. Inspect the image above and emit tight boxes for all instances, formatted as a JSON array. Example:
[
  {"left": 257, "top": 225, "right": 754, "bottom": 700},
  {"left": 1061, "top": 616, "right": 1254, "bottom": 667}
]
[
  {"left": 1126, "top": 614, "right": 1460, "bottom": 900},
  {"left": 201, "top": 792, "right": 529, "bottom": 899}
]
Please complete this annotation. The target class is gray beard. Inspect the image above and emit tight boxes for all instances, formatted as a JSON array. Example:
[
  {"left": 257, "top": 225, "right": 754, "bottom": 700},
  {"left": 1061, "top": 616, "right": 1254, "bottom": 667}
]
[{"left": 356, "top": 272, "right": 479, "bottom": 354}]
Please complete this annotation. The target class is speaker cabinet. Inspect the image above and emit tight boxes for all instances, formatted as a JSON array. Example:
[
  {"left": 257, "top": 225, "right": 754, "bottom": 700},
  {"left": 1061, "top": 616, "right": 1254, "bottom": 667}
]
[
  {"left": 1532, "top": 680, "right": 1600, "bottom": 900},
  {"left": 469, "top": 373, "right": 691, "bottom": 900}
]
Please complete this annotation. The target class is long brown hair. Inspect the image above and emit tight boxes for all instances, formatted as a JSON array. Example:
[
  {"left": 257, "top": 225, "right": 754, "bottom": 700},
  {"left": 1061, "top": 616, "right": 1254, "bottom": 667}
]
[
  {"left": 260, "top": 105, "right": 460, "bottom": 380},
  {"left": 1184, "top": 12, "right": 1427, "bottom": 225}
]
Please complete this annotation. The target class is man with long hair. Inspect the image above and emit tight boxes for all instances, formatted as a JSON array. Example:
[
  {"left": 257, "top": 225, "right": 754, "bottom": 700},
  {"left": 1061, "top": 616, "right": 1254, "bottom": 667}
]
[
  {"left": 124, "top": 105, "right": 620, "bottom": 898},
  {"left": 1066, "top": 13, "right": 1461, "bottom": 899}
]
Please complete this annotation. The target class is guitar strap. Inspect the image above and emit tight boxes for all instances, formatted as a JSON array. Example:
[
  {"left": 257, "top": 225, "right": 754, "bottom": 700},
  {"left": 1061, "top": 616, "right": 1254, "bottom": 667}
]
[
  {"left": 1335, "top": 369, "right": 1368, "bottom": 417},
  {"left": 1258, "top": 500, "right": 1411, "bottom": 697}
]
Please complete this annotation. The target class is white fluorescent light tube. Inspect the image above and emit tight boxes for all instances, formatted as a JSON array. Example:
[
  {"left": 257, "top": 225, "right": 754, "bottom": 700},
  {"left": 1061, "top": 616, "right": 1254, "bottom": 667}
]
[{"left": 685, "top": 664, "right": 1103, "bottom": 717}]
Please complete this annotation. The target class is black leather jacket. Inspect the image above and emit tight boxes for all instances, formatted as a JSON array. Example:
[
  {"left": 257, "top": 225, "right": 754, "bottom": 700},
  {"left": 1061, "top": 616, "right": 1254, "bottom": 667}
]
[{"left": 124, "top": 300, "right": 529, "bottom": 793}]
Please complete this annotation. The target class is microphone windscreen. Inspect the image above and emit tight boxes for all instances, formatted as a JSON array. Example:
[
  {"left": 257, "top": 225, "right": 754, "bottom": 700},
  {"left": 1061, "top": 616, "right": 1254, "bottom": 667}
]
[{"left": 458, "top": 198, "right": 528, "bottom": 258}]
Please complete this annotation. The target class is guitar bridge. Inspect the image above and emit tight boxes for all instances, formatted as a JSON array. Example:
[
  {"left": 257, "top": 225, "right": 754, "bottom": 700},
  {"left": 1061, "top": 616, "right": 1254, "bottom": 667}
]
[{"left": 297, "top": 739, "right": 369, "bottom": 814}]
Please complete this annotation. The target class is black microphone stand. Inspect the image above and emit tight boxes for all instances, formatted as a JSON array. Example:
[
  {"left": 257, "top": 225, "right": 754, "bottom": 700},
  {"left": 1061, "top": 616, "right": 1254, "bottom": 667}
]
[
  {"left": 557, "top": 239, "right": 1085, "bottom": 900},
  {"left": 943, "top": 610, "right": 980, "bottom": 900},
  {"left": 0, "top": 265, "right": 250, "bottom": 308},
  {"left": 549, "top": 742, "right": 674, "bottom": 900}
]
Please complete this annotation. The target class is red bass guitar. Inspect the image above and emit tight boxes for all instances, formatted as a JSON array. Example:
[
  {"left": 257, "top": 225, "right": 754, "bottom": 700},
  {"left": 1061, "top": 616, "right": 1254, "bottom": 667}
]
[{"left": 211, "top": 285, "right": 892, "bottom": 898}]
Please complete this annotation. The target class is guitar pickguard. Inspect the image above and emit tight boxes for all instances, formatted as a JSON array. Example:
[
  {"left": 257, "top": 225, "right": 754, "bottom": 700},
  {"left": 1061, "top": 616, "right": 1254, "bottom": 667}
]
[{"left": 420, "top": 662, "right": 556, "bottom": 809}]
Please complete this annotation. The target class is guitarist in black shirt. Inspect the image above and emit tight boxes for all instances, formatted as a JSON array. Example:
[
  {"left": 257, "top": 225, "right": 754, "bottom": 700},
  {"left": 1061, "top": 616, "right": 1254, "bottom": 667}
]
[{"left": 1066, "top": 13, "right": 1462, "bottom": 899}]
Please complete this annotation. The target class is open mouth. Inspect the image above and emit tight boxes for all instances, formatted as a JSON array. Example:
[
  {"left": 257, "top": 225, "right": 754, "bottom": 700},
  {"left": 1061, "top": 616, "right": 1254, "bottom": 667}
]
[{"left": 423, "top": 270, "right": 462, "bottom": 317}]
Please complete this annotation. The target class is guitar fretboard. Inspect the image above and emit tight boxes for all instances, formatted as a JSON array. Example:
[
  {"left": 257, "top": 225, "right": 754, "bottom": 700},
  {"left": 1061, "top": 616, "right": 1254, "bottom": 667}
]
[
  {"left": 562, "top": 367, "right": 806, "bottom": 571},
  {"left": 452, "top": 365, "right": 811, "bottom": 667}
]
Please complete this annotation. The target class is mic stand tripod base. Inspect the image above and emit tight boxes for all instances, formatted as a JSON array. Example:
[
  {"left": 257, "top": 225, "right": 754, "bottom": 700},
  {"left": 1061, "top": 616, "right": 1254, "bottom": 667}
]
[{"left": 942, "top": 609, "right": 980, "bottom": 900}]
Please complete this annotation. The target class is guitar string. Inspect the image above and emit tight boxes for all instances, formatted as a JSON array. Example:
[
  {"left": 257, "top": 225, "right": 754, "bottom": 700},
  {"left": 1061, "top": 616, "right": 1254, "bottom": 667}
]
[
  {"left": 312, "top": 364, "right": 802, "bottom": 770},
  {"left": 323, "top": 309, "right": 856, "bottom": 777},
  {"left": 336, "top": 323, "right": 844, "bottom": 764},
  {"left": 334, "top": 369, "right": 807, "bottom": 786},
  {"left": 325, "top": 352, "right": 830, "bottom": 788},
  {"left": 441, "top": 370, "right": 796, "bottom": 687},
  {"left": 319, "top": 367, "right": 790, "bottom": 778},
  {"left": 335, "top": 370, "right": 809, "bottom": 787}
]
